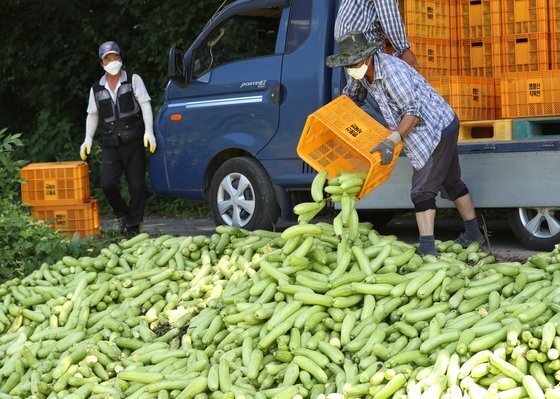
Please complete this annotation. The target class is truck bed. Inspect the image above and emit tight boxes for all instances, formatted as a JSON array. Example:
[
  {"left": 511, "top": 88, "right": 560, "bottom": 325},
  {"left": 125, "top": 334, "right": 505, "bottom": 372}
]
[{"left": 357, "top": 139, "right": 560, "bottom": 209}]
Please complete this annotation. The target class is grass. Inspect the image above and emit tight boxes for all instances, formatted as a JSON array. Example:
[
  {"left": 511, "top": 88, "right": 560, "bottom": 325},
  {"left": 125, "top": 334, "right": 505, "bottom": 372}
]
[
  {"left": 91, "top": 185, "right": 212, "bottom": 219},
  {"left": 145, "top": 196, "right": 211, "bottom": 218}
]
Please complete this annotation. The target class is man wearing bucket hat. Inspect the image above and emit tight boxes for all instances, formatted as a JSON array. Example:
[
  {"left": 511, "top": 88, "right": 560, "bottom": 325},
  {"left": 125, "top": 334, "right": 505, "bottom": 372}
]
[
  {"left": 334, "top": 0, "right": 419, "bottom": 126},
  {"left": 326, "top": 32, "right": 484, "bottom": 256},
  {"left": 79, "top": 41, "right": 156, "bottom": 237}
]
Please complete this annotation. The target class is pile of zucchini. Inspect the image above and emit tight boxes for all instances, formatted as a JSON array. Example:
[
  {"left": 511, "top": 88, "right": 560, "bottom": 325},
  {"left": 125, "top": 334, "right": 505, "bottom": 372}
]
[{"left": 1, "top": 171, "right": 560, "bottom": 399}]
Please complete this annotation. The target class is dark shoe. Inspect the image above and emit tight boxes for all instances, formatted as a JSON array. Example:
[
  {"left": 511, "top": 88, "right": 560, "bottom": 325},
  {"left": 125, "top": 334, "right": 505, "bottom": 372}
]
[
  {"left": 112, "top": 218, "right": 127, "bottom": 234},
  {"left": 455, "top": 231, "right": 485, "bottom": 247},
  {"left": 123, "top": 225, "right": 140, "bottom": 238},
  {"left": 416, "top": 248, "right": 439, "bottom": 257}
]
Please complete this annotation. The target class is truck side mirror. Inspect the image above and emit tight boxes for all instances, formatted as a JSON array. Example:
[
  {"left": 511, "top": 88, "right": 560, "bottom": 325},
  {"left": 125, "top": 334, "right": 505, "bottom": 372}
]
[{"left": 168, "top": 47, "right": 189, "bottom": 86}]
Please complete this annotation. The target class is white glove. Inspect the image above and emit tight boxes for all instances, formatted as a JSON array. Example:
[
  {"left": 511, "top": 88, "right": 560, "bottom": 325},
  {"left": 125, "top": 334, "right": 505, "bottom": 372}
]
[
  {"left": 387, "top": 131, "right": 402, "bottom": 145},
  {"left": 80, "top": 137, "right": 93, "bottom": 160},
  {"left": 143, "top": 132, "right": 157, "bottom": 153}
]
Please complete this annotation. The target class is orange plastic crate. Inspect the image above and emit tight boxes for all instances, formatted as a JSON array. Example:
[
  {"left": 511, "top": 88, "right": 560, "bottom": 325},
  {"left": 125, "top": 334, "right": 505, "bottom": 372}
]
[
  {"left": 500, "top": 70, "right": 560, "bottom": 117},
  {"left": 550, "top": 32, "right": 560, "bottom": 68},
  {"left": 403, "top": 0, "right": 453, "bottom": 39},
  {"left": 501, "top": 0, "right": 548, "bottom": 34},
  {"left": 297, "top": 96, "right": 402, "bottom": 199},
  {"left": 409, "top": 37, "right": 453, "bottom": 79},
  {"left": 450, "top": 0, "right": 459, "bottom": 41},
  {"left": 495, "top": 78, "right": 503, "bottom": 119},
  {"left": 457, "top": 0, "right": 501, "bottom": 39},
  {"left": 432, "top": 76, "right": 498, "bottom": 121},
  {"left": 31, "top": 198, "right": 100, "bottom": 238},
  {"left": 457, "top": 38, "right": 502, "bottom": 77},
  {"left": 500, "top": 33, "right": 550, "bottom": 73},
  {"left": 450, "top": 40, "right": 460, "bottom": 75},
  {"left": 20, "top": 161, "right": 90, "bottom": 206},
  {"left": 551, "top": 0, "right": 560, "bottom": 33}
]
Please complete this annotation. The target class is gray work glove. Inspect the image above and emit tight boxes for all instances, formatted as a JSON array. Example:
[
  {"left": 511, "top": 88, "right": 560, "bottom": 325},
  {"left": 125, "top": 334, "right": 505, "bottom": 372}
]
[{"left": 371, "top": 131, "right": 401, "bottom": 165}]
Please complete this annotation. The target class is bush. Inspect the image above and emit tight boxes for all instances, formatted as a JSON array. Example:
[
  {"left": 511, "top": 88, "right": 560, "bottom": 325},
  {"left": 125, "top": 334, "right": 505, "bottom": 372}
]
[
  {"left": 0, "top": 129, "right": 26, "bottom": 198},
  {"left": 0, "top": 198, "right": 89, "bottom": 281},
  {"left": 0, "top": 128, "right": 120, "bottom": 281}
]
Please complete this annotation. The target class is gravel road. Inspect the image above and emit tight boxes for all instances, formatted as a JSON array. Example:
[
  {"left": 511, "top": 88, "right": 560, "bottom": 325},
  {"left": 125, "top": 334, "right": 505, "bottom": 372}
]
[{"left": 101, "top": 215, "right": 538, "bottom": 260}]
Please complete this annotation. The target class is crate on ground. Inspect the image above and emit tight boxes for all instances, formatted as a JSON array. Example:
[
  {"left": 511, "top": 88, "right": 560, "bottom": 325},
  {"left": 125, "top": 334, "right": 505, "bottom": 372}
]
[
  {"left": 458, "top": 119, "right": 513, "bottom": 141},
  {"left": 457, "top": 0, "right": 501, "bottom": 39},
  {"left": 30, "top": 198, "right": 100, "bottom": 239},
  {"left": 432, "top": 76, "right": 498, "bottom": 121},
  {"left": 501, "top": 33, "right": 550, "bottom": 73},
  {"left": 403, "top": 0, "right": 453, "bottom": 39},
  {"left": 500, "top": 70, "right": 560, "bottom": 117},
  {"left": 457, "top": 38, "right": 501, "bottom": 77},
  {"left": 501, "top": 0, "right": 548, "bottom": 35},
  {"left": 409, "top": 37, "right": 453, "bottom": 79},
  {"left": 297, "top": 95, "right": 402, "bottom": 199},
  {"left": 20, "top": 161, "right": 90, "bottom": 206},
  {"left": 512, "top": 117, "right": 560, "bottom": 139}
]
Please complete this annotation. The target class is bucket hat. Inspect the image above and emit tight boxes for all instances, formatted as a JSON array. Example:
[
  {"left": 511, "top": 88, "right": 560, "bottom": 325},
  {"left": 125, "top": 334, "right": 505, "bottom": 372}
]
[{"left": 326, "top": 31, "right": 382, "bottom": 68}]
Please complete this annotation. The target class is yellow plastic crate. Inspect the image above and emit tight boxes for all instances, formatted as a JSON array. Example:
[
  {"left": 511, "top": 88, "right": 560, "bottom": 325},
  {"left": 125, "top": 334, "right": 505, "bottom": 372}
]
[
  {"left": 20, "top": 161, "right": 90, "bottom": 206},
  {"left": 297, "top": 96, "right": 402, "bottom": 199},
  {"left": 403, "top": 0, "right": 453, "bottom": 39},
  {"left": 548, "top": 32, "right": 560, "bottom": 69},
  {"left": 551, "top": 0, "right": 560, "bottom": 34},
  {"left": 30, "top": 198, "right": 100, "bottom": 238},
  {"left": 501, "top": 0, "right": 548, "bottom": 35},
  {"left": 495, "top": 78, "right": 503, "bottom": 119},
  {"left": 457, "top": 0, "right": 502, "bottom": 39},
  {"left": 432, "top": 76, "right": 498, "bottom": 121},
  {"left": 409, "top": 37, "right": 453, "bottom": 79},
  {"left": 456, "top": 38, "right": 502, "bottom": 77},
  {"left": 501, "top": 33, "right": 550, "bottom": 73},
  {"left": 500, "top": 70, "right": 560, "bottom": 118},
  {"left": 459, "top": 119, "right": 513, "bottom": 141}
]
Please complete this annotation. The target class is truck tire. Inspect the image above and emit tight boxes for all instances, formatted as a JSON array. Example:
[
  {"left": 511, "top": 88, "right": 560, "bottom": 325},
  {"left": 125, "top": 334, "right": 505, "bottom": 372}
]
[
  {"left": 508, "top": 207, "right": 560, "bottom": 251},
  {"left": 209, "top": 157, "right": 280, "bottom": 230}
]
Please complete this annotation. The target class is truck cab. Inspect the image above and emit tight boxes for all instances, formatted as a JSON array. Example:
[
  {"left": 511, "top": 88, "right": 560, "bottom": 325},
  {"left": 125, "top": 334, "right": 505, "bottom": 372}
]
[
  {"left": 150, "top": 0, "right": 560, "bottom": 250},
  {"left": 151, "top": 0, "right": 336, "bottom": 228}
]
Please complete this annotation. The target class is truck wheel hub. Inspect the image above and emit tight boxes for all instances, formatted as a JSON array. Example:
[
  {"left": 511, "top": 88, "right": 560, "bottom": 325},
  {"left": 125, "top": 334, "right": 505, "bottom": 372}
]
[
  {"left": 216, "top": 172, "right": 255, "bottom": 227},
  {"left": 518, "top": 207, "right": 560, "bottom": 239}
]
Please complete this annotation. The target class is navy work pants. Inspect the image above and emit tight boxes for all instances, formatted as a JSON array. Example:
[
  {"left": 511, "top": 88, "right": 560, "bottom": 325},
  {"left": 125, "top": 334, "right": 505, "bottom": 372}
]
[{"left": 100, "top": 138, "right": 146, "bottom": 229}]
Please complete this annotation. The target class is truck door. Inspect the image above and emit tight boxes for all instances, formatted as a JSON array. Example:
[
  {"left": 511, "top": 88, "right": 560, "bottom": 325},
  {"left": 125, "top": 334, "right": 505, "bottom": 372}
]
[{"left": 161, "top": 3, "right": 287, "bottom": 192}]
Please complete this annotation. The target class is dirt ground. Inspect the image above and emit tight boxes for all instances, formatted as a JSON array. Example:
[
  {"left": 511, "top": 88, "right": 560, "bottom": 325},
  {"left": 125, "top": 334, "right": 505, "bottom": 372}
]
[{"left": 101, "top": 215, "right": 539, "bottom": 260}]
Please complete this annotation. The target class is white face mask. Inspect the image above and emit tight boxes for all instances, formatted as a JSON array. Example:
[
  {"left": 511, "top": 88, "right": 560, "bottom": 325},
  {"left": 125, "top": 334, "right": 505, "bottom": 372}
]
[
  {"left": 347, "top": 59, "right": 369, "bottom": 80},
  {"left": 103, "top": 60, "right": 122, "bottom": 76}
]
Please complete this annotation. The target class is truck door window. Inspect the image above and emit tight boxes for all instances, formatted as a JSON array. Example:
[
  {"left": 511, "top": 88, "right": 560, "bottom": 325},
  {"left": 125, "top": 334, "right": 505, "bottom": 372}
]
[
  {"left": 193, "top": 7, "right": 282, "bottom": 79},
  {"left": 286, "top": 0, "right": 312, "bottom": 53}
]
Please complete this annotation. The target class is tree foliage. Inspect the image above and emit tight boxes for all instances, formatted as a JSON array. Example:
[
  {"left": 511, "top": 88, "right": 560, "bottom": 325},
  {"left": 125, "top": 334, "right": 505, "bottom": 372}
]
[{"left": 0, "top": 0, "right": 228, "bottom": 162}]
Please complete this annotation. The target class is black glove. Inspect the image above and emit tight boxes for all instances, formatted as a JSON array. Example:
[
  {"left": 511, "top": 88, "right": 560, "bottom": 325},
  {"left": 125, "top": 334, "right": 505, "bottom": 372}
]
[{"left": 370, "top": 140, "right": 395, "bottom": 165}]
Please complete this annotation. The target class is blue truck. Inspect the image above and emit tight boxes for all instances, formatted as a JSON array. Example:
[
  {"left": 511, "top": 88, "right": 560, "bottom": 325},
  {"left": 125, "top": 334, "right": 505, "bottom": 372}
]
[{"left": 150, "top": 0, "right": 560, "bottom": 250}]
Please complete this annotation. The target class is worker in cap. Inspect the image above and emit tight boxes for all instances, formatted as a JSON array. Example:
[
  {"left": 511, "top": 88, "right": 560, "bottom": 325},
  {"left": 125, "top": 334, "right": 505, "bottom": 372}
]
[{"left": 80, "top": 40, "right": 156, "bottom": 237}]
